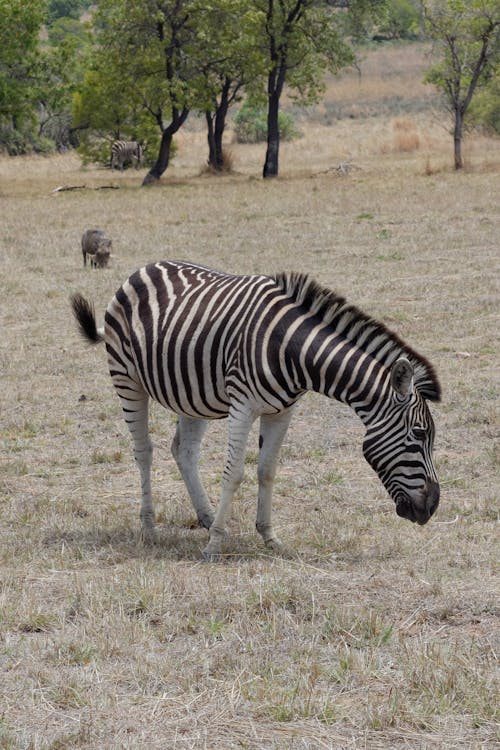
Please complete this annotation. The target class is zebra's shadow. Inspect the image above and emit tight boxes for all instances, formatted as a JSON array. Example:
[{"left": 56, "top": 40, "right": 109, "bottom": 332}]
[{"left": 42, "top": 521, "right": 274, "bottom": 563}]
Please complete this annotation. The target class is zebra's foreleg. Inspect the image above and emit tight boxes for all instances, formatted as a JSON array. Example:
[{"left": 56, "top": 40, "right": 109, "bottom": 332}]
[
  {"left": 201, "top": 406, "right": 255, "bottom": 561},
  {"left": 171, "top": 415, "right": 214, "bottom": 529},
  {"left": 256, "top": 408, "right": 295, "bottom": 551}
]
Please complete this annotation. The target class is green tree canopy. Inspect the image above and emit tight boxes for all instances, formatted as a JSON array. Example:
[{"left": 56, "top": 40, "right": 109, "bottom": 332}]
[
  {"left": 257, "top": 0, "right": 386, "bottom": 178},
  {"left": 377, "top": 0, "right": 423, "bottom": 40},
  {"left": 423, "top": 0, "right": 500, "bottom": 168},
  {"left": 0, "top": 0, "right": 47, "bottom": 140},
  {"left": 85, "top": 0, "right": 204, "bottom": 182},
  {"left": 190, "top": 0, "right": 268, "bottom": 170},
  {"left": 48, "top": 0, "right": 91, "bottom": 23}
]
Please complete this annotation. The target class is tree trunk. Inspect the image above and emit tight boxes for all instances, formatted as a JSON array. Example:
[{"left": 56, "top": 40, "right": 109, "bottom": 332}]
[
  {"left": 453, "top": 108, "right": 464, "bottom": 170},
  {"left": 214, "top": 91, "right": 229, "bottom": 170},
  {"left": 206, "top": 79, "right": 232, "bottom": 171},
  {"left": 263, "top": 60, "right": 287, "bottom": 179},
  {"left": 142, "top": 107, "right": 189, "bottom": 185},
  {"left": 263, "top": 77, "right": 280, "bottom": 178},
  {"left": 206, "top": 111, "right": 216, "bottom": 168}
]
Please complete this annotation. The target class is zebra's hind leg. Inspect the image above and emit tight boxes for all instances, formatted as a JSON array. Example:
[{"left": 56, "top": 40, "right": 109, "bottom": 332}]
[
  {"left": 171, "top": 415, "right": 214, "bottom": 530},
  {"left": 256, "top": 408, "right": 295, "bottom": 551},
  {"left": 118, "top": 389, "right": 156, "bottom": 544}
]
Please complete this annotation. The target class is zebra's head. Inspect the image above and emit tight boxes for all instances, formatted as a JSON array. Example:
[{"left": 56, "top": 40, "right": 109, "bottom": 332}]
[{"left": 362, "top": 357, "right": 440, "bottom": 525}]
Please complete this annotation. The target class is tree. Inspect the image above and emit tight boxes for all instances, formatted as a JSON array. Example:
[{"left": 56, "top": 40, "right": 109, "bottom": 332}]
[
  {"left": 37, "top": 39, "right": 83, "bottom": 150},
  {"left": 38, "top": 17, "right": 90, "bottom": 151},
  {"left": 422, "top": 0, "right": 500, "bottom": 169},
  {"left": 91, "top": 0, "right": 201, "bottom": 185},
  {"left": 73, "top": 43, "right": 158, "bottom": 165},
  {"left": 192, "top": 1, "right": 265, "bottom": 171},
  {"left": 0, "top": 0, "right": 47, "bottom": 151},
  {"left": 258, "top": 1, "right": 385, "bottom": 178}
]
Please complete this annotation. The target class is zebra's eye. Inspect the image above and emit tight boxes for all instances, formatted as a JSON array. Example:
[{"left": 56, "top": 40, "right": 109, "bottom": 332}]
[{"left": 412, "top": 427, "right": 426, "bottom": 441}]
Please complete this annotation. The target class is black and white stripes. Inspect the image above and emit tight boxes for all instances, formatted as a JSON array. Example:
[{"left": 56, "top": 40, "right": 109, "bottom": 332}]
[
  {"left": 72, "top": 260, "right": 441, "bottom": 558},
  {"left": 110, "top": 140, "right": 143, "bottom": 170}
]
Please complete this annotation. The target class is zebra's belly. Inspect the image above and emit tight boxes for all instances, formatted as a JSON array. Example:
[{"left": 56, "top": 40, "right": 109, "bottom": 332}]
[{"left": 136, "top": 356, "right": 231, "bottom": 420}]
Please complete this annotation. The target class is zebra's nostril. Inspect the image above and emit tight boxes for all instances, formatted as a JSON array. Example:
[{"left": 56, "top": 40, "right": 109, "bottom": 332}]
[{"left": 425, "top": 479, "right": 440, "bottom": 515}]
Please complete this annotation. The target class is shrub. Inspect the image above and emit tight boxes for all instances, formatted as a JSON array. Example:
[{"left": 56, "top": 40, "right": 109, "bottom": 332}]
[
  {"left": 234, "top": 103, "right": 301, "bottom": 144},
  {"left": 392, "top": 117, "right": 420, "bottom": 152},
  {"left": 0, "top": 123, "right": 56, "bottom": 156},
  {"left": 376, "top": 0, "right": 423, "bottom": 41},
  {"left": 467, "top": 68, "right": 500, "bottom": 135}
]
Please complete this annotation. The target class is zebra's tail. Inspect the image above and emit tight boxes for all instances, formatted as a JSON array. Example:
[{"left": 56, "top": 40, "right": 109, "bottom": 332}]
[{"left": 71, "top": 293, "right": 104, "bottom": 344}]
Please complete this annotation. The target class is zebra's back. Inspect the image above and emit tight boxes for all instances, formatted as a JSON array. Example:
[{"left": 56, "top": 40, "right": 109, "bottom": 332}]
[{"left": 104, "top": 261, "right": 277, "bottom": 418}]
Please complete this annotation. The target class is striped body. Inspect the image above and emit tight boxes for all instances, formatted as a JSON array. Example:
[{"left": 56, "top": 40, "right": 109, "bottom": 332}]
[
  {"left": 110, "top": 140, "right": 143, "bottom": 170},
  {"left": 72, "top": 260, "right": 441, "bottom": 558},
  {"left": 106, "top": 263, "right": 302, "bottom": 418}
]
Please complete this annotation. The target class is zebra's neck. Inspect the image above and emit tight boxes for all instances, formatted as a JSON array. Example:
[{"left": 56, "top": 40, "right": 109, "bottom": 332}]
[
  {"left": 297, "top": 325, "right": 392, "bottom": 426},
  {"left": 273, "top": 271, "right": 440, "bottom": 414}
]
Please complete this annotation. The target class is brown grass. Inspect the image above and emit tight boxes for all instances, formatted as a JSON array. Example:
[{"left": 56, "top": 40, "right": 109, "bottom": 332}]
[{"left": 0, "top": 43, "right": 499, "bottom": 750}]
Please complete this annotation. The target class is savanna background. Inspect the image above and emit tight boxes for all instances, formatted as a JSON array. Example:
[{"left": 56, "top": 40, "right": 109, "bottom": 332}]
[{"left": 1, "top": 41, "right": 499, "bottom": 749}]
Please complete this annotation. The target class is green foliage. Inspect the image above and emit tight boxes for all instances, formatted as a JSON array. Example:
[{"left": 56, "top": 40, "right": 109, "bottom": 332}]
[
  {"left": 423, "top": 0, "right": 500, "bottom": 167},
  {"left": 190, "top": 1, "right": 263, "bottom": 115},
  {"left": 423, "top": 1, "right": 500, "bottom": 102},
  {"left": 79, "top": 0, "right": 199, "bottom": 177},
  {"left": 0, "top": 122, "right": 55, "bottom": 155},
  {"left": 338, "top": 0, "right": 392, "bottom": 41},
  {"left": 0, "top": 0, "right": 47, "bottom": 141},
  {"left": 234, "top": 103, "right": 301, "bottom": 143},
  {"left": 377, "top": 0, "right": 423, "bottom": 40},
  {"left": 48, "top": 0, "right": 91, "bottom": 23},
  {"left": 74, "top": 51, "right": 173, "bottom": 168},
  {"left": 468, "top": 65, "right": 500, "bottom": 134},
  {"left": 47, "top": 16, "right": 88, "bottom": 47},
  {"left": 0, "top": 0, "right": 87, "bottom": 154}
]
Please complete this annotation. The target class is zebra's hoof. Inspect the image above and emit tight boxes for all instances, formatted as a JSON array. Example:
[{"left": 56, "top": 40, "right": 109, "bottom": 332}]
[
  {"left": 140, "top": 527, "right": 157, "bottom": 546},
  {"left": 265, "top": 537, "right": 283, "bottom": 553},
  {"left": 200, "top": 545, "right": 222, "bottom": 563}
]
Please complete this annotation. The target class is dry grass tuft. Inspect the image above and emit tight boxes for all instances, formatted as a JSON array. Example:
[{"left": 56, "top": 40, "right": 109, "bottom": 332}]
[
  {"left": 0, "top": 41, "right": 499, "bottom": 749},
  {"left": 422, "top": 156, "right": 446, "bottom": 176},
  {"left": 392, "top": 117, "right": 421, "bottom": 152},
  {"left": 199, "top": 148, "right": 236, "bottom": 176}
]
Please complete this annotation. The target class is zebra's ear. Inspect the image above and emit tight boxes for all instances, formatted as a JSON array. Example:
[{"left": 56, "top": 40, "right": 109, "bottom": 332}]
[{"left": 390, "top": 357, "right": 414, "bottom": 397}]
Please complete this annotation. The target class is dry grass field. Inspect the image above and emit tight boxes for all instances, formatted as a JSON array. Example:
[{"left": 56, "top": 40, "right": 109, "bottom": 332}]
[{"left": 0, "top": 44, "right": 499, "bottom": 749}]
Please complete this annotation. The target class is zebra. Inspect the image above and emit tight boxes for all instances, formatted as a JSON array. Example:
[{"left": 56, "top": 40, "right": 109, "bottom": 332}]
[
  {"left": 71, "top": 260, "right": 441, "bottom": 560},
  {"left": 110, "top": 140, "right": 143, "bottom": 170}
]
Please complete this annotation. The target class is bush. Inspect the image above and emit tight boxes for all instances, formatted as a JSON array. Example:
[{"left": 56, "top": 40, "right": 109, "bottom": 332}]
[
  {"left": 0, "top": 123, "right": 56, "bottom": 156},
  {"left": 234, "top": 104, "right": 301, "bottom": 144},
  {"left": 468, "top": 69, "right": 500, "bottom": 135},
  {"left": 376, "top": 0, "right": 423, "bottom": 41}
]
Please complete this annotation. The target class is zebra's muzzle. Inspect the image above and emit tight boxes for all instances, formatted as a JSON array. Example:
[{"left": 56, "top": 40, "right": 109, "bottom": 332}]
[{"left": 396, "top": 479, "right": 440, "bottom": 525}]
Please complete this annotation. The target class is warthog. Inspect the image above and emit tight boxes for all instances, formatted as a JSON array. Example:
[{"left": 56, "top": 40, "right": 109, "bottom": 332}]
[{"left": 81, "top": 229, "right": 112, "bottom": 269}]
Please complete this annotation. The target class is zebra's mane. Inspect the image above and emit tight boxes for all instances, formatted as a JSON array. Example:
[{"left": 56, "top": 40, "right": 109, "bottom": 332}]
[{"left": 274, "top": 272, "right": 441, "bottom": 402}]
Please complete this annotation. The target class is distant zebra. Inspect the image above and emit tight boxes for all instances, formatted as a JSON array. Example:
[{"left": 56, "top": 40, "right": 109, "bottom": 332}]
[
  {"left": 110, "top": 140, "right": 143, "bottom": 170},
  {"left": 71, "top": 261, "right": 441, "bottom": 560}
]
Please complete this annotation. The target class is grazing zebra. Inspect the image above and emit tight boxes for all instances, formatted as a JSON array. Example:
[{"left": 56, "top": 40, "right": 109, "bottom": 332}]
[
  {"left": 71, "top": 260, "right": 441, "bottom": 560},
  {"left": 110, "top": 140, "right": 143, "bottom": 170}
]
